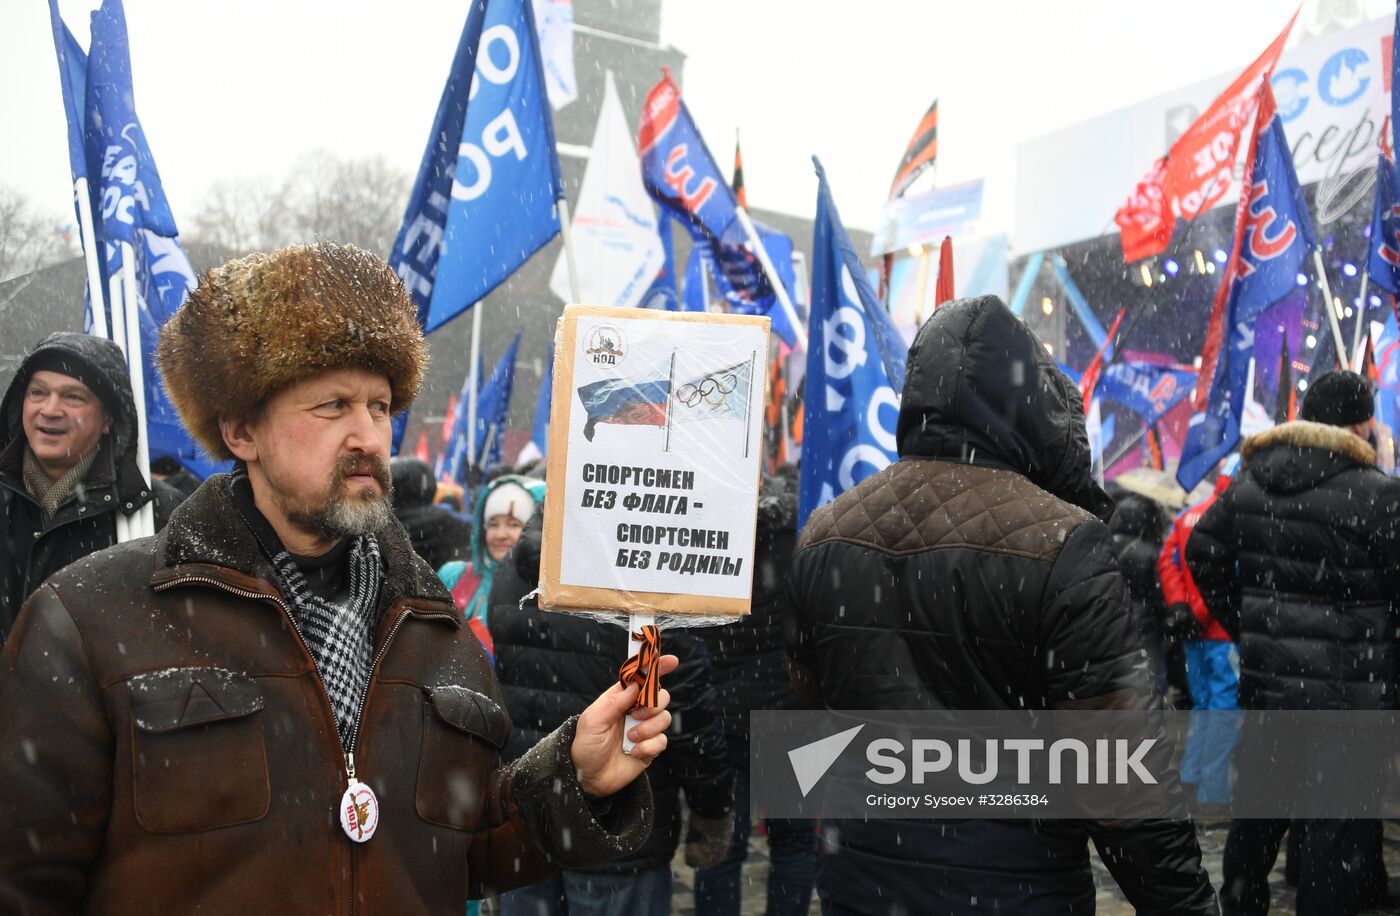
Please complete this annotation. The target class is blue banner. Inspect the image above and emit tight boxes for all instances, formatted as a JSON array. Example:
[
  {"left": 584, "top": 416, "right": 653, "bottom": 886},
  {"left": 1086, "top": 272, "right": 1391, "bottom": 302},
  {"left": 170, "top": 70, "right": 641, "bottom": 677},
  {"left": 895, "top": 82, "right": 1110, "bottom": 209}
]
[
  {"left": 683, "top": 219, "right": 801, "bottom": 346},
  {"left": 799, "top": 157, "right": 908, "bottom": 529},
  {"left": 1367, "top": 153, "right": 1400, "bottom": 295},
  {"left": 53, "top": 0, "right": 223, "bottom": 479},
  {"left": 1179, "top": 85, "right": 1314, "bottom": 491},
  {"left": 445, "top": 332, "right": 522, "bottom": 482},
  {"left": 637, "top": 70, "right": 737, "bottom": 244},
  {"left": 1099, "top": 361, "right": 1197, "bottom": 427},
  {"left": 392, "top": 0, "right": 562, "bottom": 334}
]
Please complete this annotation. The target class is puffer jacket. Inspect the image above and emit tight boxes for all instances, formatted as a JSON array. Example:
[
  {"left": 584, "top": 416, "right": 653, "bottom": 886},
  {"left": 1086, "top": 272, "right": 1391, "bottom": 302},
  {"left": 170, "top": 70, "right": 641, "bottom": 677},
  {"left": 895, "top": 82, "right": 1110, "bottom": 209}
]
[
  {"left": 697, "top": 474, "right": 801, "bottom": 739},
  {"left": 0, "top": 333, "right": 176, "bottom": 643},
  {"left": 489, "top": 514, "right": 733, "bottom": 872},
  {"left": 0, "top": 475, "right": 653, "bottom": 913},
  {"left": 1186, "top": 420, "right": 1400, "bottom": 710},
  {"left": 390, "top": 456, "right": 473, "bottom": 571},
  {"left": 788, "top": 296, "right": 1215, "bottom": 915},
  {"left": 1108, "top": 492, "right": 1170, "bottom": 656}
]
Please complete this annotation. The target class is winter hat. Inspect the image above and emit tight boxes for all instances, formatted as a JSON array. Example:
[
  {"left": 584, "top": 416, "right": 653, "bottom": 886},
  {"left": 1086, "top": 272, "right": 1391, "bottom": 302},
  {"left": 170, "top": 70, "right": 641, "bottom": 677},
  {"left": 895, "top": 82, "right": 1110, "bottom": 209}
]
[
  {"left": 157, "top": 243, "right": 426, "bottom": 461},
  {"left": 1299, "top": 370, "right": 1374, "bottom": 426},
  {"left": 483, "top": 481, "right": 537, "bottom": 525},
  {"left": 25, "top": 341, "right": 122, "bottom": 417}
]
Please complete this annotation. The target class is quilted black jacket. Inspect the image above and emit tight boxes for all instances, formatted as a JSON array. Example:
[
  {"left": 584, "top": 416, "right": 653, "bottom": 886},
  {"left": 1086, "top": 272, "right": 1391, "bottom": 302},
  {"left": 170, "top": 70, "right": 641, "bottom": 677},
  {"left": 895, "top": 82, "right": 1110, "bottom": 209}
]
[
  {"left": 1186, "top": 419, "right": 1400, "bottom": 710},
  {"left": 788, "top": 297, "right": 1216, "bottom": 915}
]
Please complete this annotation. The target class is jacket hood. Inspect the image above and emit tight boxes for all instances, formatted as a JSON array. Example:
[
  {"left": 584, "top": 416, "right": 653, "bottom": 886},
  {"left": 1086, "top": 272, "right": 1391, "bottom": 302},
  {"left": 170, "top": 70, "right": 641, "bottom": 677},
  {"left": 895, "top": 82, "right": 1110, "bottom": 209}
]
[
  {"left": 895, "top": 295, "right": 1113, "bottom": 520},
  {"left": 1, "top": 332, "right": 149, "bottom": 501},
  {"left": 391, "top": 457, "right": 437, "bottom": 510},
  {"left": 1107, "top": 492, "right": 1168, "bottom": 542},
  {"left": 1242, "top": 419, "right": 1377, "bottom": 495}
]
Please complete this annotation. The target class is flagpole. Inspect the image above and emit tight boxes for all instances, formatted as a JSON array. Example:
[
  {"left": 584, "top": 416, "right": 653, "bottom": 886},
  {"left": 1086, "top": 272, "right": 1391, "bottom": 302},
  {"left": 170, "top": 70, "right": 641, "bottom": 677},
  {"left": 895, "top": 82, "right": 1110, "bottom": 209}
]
[
  {"left": 557, "top": 197, "right": 583, "bottom": 302},
  {"left": 119, "top": 242, "right": 155, "bottom": 538},
  {"left": 1351, "top": 269, "right": 1371, "bottom": 370},
  {"left": 735, "top": 206, "right": 809, "bottom": 352},
  {"left": 466, "top": 303, "right": 483, "bottom": 483},
  {"left": 1313, "top": 248, "right": 1351, "bottom": 371},
  {"left": 74, "top": 179, "right": 108, "bottom": 339}
]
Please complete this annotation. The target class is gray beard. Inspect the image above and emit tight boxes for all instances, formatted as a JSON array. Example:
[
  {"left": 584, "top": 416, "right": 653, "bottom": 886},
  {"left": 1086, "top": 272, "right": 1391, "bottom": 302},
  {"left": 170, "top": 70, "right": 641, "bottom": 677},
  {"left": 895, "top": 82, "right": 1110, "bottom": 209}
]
[{"left": 281, "top": 484, "right": 394, "bottom": 541}]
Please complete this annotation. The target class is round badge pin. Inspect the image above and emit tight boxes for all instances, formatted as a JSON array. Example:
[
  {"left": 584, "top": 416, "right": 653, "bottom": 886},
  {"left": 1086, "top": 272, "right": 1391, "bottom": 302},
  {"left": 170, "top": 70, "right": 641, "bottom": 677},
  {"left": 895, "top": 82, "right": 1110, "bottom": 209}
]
[{"left": 339, "top": 780, "right": 379, "bottom": 843}]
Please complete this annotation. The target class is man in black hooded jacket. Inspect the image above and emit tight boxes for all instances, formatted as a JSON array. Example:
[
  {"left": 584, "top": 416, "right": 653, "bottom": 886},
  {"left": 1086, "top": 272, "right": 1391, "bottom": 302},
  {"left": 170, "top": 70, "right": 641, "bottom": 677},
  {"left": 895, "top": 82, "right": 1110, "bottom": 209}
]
[
  {"left": 1187, "top": 369, "right": 1400, "bottom": 916},
  {"left": 389, "top": 456, "right": 473, "bottom": 570},
  {"left": 0, "top": 333, "right": 176, "bottom": 643},
  {"left": 788, "top": 296, "right": 1216, "bottom": 914}
]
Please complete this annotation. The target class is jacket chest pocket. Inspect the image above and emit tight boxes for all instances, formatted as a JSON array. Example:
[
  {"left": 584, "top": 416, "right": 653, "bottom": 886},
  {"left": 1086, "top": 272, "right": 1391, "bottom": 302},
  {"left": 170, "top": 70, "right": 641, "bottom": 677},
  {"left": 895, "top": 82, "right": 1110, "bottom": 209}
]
[
  {"left": 128, "top": 667, "right": 270, "bottom": 833},
  {"left": 416, "top": 685, "right": 511, "bottom": 832}
]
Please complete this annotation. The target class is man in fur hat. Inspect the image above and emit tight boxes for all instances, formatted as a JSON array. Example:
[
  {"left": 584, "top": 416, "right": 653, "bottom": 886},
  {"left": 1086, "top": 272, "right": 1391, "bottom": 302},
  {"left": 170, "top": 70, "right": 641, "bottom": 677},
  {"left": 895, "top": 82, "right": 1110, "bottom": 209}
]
[
  {"left": 0, "top": 332, "right": 178, "bottom": 644},
  {"left": 1188, "top": 369, "right": 1400, "bottom": 916},
  {"left": 0, "top": 243, "right": 673, "bottom": 912}
]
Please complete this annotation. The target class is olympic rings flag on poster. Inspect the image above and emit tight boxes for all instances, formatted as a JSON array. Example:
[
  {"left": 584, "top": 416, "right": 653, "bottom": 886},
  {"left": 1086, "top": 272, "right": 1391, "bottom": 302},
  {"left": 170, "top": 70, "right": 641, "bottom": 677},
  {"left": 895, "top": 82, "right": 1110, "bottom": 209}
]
[{"left": 538, "top": 305, "right": 769, "bottom": 617}]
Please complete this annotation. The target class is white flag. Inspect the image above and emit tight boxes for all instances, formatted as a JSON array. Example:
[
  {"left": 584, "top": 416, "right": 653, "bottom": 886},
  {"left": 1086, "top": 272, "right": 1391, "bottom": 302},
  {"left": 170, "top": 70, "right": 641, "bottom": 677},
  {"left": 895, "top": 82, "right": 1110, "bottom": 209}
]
[
  {"left": 532, "top": 0, "right": 577, "bottom": 110},
  {"left": 551, "top": 71, "right": 664, "bottom": 309}
]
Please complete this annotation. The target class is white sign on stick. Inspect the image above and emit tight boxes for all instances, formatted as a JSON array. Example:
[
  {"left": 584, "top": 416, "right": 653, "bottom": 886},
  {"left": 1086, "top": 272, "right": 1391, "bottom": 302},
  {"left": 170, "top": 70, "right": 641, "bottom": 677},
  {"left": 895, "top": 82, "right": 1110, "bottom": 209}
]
[{"left": 540, "top": 305, "right": 769, "bottom": 617}]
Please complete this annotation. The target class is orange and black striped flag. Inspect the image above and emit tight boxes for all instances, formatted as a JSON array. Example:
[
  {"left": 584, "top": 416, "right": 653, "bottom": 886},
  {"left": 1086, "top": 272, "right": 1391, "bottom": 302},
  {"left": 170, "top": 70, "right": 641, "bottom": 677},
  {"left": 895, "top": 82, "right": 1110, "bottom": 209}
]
[
  {"left": 889, "top": 99, "right": 937, "bottom": 199},
  {"left": 1275, "top": 334, "right": 1297, "bottom": 424},
  {"left": 732, "top": 132, "right": 747, "bottom": 209},
  {"left": 1144, "top": 425, "right": 1165, "bottom": 471},
  {"left": 763, "top": 351, "right": 786, "bottom": 474}
]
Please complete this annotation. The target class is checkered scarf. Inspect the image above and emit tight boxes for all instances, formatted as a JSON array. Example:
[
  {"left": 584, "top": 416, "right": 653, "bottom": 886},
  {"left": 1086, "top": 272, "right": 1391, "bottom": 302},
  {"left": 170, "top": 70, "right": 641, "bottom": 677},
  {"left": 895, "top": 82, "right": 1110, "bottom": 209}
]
[{"left": 230, "top": 467, "right": 383, "bottom": 751}]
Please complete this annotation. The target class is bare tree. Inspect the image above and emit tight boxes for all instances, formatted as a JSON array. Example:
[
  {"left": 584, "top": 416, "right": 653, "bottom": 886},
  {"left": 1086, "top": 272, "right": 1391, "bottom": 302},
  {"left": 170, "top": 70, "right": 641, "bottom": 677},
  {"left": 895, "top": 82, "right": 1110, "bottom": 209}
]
[
  {"left": 188, "top": 152, "right": 410, "bottom": 258},
  {"left": 0, "top": 186, "right": 79, "bottom": 282},
  {"left": 187, "top": 178, "right": 296, "bottom": 253}
]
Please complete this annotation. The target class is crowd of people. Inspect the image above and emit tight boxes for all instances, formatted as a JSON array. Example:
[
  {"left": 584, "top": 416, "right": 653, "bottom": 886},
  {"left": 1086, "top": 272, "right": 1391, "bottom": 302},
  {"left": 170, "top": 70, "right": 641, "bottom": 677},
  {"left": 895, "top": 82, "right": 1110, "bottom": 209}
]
[{"left": 1, "top": 243, "right": 1398, "bottom": 915}]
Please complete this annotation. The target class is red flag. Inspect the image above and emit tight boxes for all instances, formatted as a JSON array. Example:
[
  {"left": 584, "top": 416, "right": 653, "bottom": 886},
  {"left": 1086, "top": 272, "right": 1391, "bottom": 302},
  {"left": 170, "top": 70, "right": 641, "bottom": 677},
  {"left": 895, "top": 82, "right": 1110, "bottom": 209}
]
[
  {"left": 415, "top": 430, "right": 431, "bottom": 464},
  {"left": 1080, "top": 307, "right": 1128, "bottom": 415},
  {"left": 1194, "top": 79, "right": 1277, "bottom": 410},
  {"left": 1115, "top": 11, "right": 1296, "bottom": 262},
  {"left": 440, "top": 394, "right": 458, "bottom": 444},
  {"left": 1114, "top": 156, "right": 1174, "bottom": 262},
  {"left": 934, "top": 236, "right": 955, "bottom": 308},
  {"left": 1165, "top": 12, "right": 1296, "bottom": 218}
]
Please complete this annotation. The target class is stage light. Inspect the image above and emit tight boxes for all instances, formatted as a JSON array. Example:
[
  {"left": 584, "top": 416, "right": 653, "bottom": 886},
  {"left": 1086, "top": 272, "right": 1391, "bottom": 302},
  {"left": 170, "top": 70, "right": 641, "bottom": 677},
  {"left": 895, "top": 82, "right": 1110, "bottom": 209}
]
[
  {"left": 907, "top": 243, "right": 923, "bottom": 258},
  {"left": 1306, "top": 334, "right": 1317, "bottom": 348},
  {"left": 1296, "top": 273, "right": 1308, "bottom": 287},
  {"left": 1042, "top": 297, "right": 1054, "bottom": 315},
  {"left": 1206, "top": 262, "right": 1216, "bottom": 274},
  {"left": 1194, "top": 250, "right": 1206, "bottom": 273},
  {"left": 1140, "top": 264, "right": 1153, "bottom": 287},
  {"left": 1372, "top": 296, "right": 1383, "bottom": 307},
  {"left": 1213, "top": 249, "right": 1228, "bottom": 263},
  {"left": 1165, "top": 259, "right": 1179, "bottom": 276},
  {"left": 1299, "top": 379, "right": 1309, "bottom": 391},
  {"left": 1343, "top": 263, "right": 1358, "bottom": 277}
]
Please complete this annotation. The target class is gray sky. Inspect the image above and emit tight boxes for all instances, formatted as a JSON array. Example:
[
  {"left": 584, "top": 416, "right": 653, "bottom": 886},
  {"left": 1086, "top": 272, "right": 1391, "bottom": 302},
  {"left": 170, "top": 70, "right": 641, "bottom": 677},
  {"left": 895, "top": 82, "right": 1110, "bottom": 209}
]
[{"left": 0, "top": 0, "right": 1341, "bottom": 242}]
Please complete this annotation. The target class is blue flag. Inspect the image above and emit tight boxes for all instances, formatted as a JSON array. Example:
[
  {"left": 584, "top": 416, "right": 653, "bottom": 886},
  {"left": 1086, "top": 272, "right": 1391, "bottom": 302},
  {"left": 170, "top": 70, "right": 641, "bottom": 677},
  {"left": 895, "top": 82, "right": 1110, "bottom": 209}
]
[
  {"left": 52, "top": 0, "right": 224, "bottom": 480},
  {"left": 683, "top": 220, "right": 802, "bottom": 347},
  {"left": 799, "top": 157, "right": 908, "bottom": 529},
  {"left": 1367, "top": 154, "right": 1400, "bottom": 295},
  {"left": 474, "top": 331, "right": 522, "bottom": 472},
  {"left": 391, "top": 0, "right": 562, "bottom": 334},
  {"left": 1179, "top": 83, "right": 1315, "bottom": 491},
  {"left": 47, "top": 0, "right": 89, "bottom": 183},
  {"left": 637, "top": 70, "right": 737, "bottom": 245},
  {"left": 1099, "top": 361, "right": 1197, "bottom": 427},
  {"left": 445, "top": 332, "right": 523, "bottom": 483}
]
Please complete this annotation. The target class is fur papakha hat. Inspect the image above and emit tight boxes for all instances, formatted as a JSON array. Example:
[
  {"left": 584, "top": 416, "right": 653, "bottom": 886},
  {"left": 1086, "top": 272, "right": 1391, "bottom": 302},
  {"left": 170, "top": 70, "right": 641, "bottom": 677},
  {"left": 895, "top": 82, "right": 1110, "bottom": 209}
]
[{"left": 157, "top": 242, "right": 426, "bottom": 461}]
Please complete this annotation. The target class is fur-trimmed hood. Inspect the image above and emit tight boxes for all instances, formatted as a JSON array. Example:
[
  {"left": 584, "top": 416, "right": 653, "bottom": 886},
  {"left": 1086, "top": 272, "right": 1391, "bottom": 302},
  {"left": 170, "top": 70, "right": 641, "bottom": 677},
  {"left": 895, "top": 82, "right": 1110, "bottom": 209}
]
[
  {"left": 1242, "top": 419, "right": 1376, "bottom": 495},
  {"left": 156, "top": 243, "right": 427, "bottom": 462}
]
